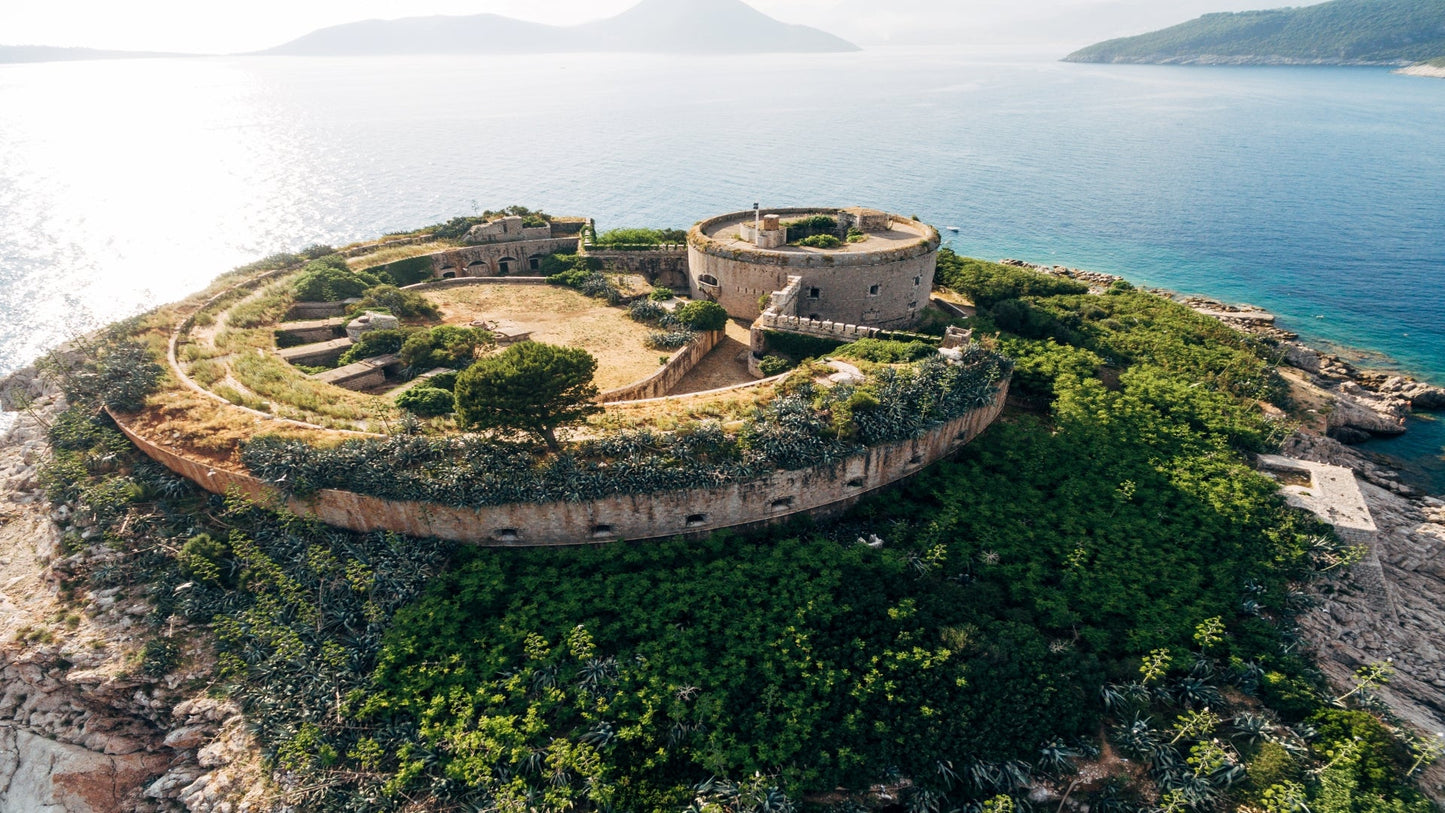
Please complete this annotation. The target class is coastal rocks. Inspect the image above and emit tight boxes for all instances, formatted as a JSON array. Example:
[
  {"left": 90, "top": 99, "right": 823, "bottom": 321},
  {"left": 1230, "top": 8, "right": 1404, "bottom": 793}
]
[
  {"left": 1284, "top": 433, "right": 1445, "bottom": 741},
  {"left": 1000, "top": 258, "right": 1122, "bottom": 289},
  {"left": 1328, "top": 383, "right": 1410, "bottom": 437},
  {"left": 0, "top": 391, "right": 243, "bottom": 812},
  {"left": 1396, "top": 64, "right": 1445, "bottom": 79},
  {"left": 1359, "top": 374, "right": 1445, "bottom": 411},
  {"left": 0, "top": 725, "right": 169, "bottom": 813}
]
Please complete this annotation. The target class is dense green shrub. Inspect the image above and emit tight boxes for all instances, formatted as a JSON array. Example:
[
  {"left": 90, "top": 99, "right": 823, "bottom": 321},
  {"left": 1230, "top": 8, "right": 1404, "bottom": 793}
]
[
  {"left": 649, "top": 286, "right": 675, "bottom": 301},
  {"left": 42, "top": 332, "right": 164, "bottom": 413},
  {"left": 592, "top": 227, "right": 685, "bottom": 247},
  {"left": 293, "top": 256, "right": 379, "bottom": 302},
  {"left": 761, "top": 330, "right": 845, "bottom": 361},
  {"left": 783, "top": 214, "right": 838, "bottom": 239},
  {"left": 795, "top": 233, "right": 842, "bottom": 249},
  {"left": 934, "top": 250, "right": 1089, "bottom": 308},
  {"left": 397, "top": 325, "right": 492, "bottom": 371},
  {"left": 395, "top": 386, "right": 455, "bottom": 417},
  {"left": 757, "top": 354, "right": 792, "bottom": 376},
  {"left": 426, "top": 370, "right": 459, "bottom": 392},
  {"left": 545, "top": 255, "right": 620, "bottom": 303},
  {"left": 675, "top": 299, "right": 729, "bottom": 331},
  {"left": 834, "top": 337, "right": 936, "bottom": 363}
]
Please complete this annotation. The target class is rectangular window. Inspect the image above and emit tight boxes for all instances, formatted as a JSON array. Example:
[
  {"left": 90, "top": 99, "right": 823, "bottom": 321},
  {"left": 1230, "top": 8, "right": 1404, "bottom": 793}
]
[
  {"left": 868, "top": 284, "right": 880, "bottom": 296},
  {"left": 808, "top": 287, "right": 821, "bottom": 298},
  {"left": 914, "top": 276, "right": 921, "bottom": 286}
]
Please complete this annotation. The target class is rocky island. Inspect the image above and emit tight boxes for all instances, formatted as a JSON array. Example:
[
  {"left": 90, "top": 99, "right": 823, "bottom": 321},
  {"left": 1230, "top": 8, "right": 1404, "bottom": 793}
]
[{"left": 2, "top": 209, "right": 1443, "bottom": 812}]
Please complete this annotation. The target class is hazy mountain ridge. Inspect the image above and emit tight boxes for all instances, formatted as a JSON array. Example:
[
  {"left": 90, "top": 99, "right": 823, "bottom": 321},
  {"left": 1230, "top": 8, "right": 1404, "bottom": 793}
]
[
  {"left": 0, "top": 45, "right": 192, "bottom": 64},
  {"left": 1064, "top": 0, "right": 1445, "bottom": 66},
  {"left": 263, "top": 0, "right": 859, "bottom": 56}
]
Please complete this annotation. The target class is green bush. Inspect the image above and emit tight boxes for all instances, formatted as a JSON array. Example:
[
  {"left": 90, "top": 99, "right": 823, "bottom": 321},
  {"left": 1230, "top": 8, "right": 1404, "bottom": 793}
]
[
  {"left": 795, "top": 233, "right": 842, "bottom": 249},
  {"left": 758, "top": 355, "right": 792, "bottom": 376},
  {"left": 834, "top": 338, "right": 936, "bottom": 363},
  {"left": 676, "top": 300, "right": 728, "bottom": 331},
  {"left": 784, "top": 215, "right": 838, "bottom": 239},
  {"left": 427, "top": 371, "right": 459, "bottom": 392},
  {"left": 396, "top": 386, "right": 455, "bottom": 417},
  {"left": 649, "top": 286, "right": 674, "bottom": 301},
  {"left": 348, "top": 285, "right": 440, "bottom": 321},
  {"left": 934, "top": 250, "right": 1088, "bottom": 308},
  {"left": 762, "top": 330, "right": 845, "bottom": 361},
  {"left": 398, "top": 325, "right": 493, "bottom": 371},
  {"left": 592, "top": 227, "right": 682, "bottom": 247},
  {"left": 294, "top": 257, "right": 379, "bottom": 302}
]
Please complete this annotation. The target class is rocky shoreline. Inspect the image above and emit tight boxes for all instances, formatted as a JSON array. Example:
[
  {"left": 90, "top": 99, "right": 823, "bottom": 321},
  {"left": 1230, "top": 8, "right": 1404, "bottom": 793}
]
[
  {"left": 1004, "top": 257, "right": 1445, "bottom": 455},
  {"left": 0, "top": 376, "right": 265, "bottom": 812},
  {"left": 1396, "top": 64, "right": 1445, "bottom": 79}
]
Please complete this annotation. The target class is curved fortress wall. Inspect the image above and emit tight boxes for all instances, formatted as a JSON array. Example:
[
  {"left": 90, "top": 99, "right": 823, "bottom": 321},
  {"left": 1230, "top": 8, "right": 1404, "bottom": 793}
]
[
  {"left": 111, "top": 383, "right": 1005, "bottom": 547},
  {"left": 687, "top": 208, "right": 941, "bottom": 327}
]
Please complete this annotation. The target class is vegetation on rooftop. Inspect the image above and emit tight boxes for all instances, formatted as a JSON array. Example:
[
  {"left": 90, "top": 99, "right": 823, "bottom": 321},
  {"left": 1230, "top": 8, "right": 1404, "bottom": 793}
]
[{"left": 591, "top": 227, "right": 688, "bottom": 248}]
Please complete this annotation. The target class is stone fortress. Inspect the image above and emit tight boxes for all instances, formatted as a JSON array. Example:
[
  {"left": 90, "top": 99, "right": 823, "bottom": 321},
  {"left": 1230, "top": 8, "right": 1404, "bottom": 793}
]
[
  {"left": 686, "top": 206, "right": 940, "bottom": 327},
  {"left": 409, "top": 205, "right": 945, "bottom": 378},
  {"left": 115, "top": 204, "right": 1006, "bottom": 546}
]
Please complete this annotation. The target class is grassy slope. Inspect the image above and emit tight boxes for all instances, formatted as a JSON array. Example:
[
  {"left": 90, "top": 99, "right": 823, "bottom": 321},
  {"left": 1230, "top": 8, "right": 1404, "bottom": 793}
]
[{"left": 1064, "top": 0, "right": 1445, "bottom": 64}]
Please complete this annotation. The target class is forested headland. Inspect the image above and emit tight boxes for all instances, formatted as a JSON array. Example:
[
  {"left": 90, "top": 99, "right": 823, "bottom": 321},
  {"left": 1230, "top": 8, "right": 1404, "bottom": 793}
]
[
  {"left": 1065, "top": 0, "right": 1445, "bottom": 66},
  {"left": 12, "top": 251, "right": 1442, "bottom": 812}
]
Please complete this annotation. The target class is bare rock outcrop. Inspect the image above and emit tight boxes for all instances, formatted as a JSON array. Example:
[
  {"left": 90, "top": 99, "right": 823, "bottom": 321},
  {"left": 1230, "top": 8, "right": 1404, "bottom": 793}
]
[
  {"left": 1283, "top": 433, "right": 1445, "bottom": 737},
  {"left": 0, "top": 372, "right": 270, "bottom": 812}
]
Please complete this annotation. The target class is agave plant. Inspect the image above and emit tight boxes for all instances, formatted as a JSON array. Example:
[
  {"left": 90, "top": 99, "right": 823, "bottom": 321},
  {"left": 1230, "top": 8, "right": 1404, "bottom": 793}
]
[
  {"left": 1038, "top": 739, "right": 1082, "bottom": 775},
  {"left": 579, "top": 721, "right": 616, "bottom": 748}
]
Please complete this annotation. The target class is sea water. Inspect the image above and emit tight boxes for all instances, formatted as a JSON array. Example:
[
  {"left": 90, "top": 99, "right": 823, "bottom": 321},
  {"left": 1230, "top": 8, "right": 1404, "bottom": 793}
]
[{"left": 1, "top": 47, "right": 1441, "bottom": 486}]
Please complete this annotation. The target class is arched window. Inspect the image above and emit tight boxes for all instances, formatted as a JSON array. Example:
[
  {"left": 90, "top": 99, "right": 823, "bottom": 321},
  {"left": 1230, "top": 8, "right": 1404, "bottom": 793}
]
[
  {"left": 699, "top": 274, "right": 719, "bottom": 287},
  {"left": 498, "top": 257, "right": 518, "bottom": 276}
]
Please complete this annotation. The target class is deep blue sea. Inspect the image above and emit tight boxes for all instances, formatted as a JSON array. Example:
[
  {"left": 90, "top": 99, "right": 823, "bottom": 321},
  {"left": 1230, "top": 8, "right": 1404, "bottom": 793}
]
[{"left": 1, "top": 48, "right": 1441, "bottom": 487}]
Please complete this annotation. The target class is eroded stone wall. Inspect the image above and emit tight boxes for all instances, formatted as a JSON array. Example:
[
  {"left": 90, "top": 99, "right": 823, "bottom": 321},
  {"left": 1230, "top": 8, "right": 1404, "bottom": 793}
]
[{"left": 112, "top": 384, "right": 1007, "bottom": 548}]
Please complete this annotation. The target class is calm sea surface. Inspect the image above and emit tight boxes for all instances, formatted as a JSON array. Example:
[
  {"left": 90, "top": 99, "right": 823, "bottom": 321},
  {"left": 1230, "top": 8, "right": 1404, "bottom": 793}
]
[{"left": 1, "top": 48, "right": 1441, "bottom": 486}]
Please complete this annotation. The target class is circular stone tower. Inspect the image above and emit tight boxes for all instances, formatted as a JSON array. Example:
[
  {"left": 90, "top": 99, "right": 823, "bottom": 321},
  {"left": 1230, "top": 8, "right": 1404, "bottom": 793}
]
[{"left": 686, "top": 207, "right": 941, "bottom": 328}]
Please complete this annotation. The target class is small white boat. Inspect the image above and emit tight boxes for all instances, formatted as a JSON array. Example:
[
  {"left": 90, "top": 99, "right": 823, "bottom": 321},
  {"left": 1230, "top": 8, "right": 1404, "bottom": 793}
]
[{"left": 946, "top": 226, "right": 959, "bottom": 233}]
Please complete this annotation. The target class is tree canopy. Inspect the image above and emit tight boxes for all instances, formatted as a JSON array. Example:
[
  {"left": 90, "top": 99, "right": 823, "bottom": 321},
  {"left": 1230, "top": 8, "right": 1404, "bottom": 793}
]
[{"left": 454, "top": 342, "right": 601, "bottom": 451}]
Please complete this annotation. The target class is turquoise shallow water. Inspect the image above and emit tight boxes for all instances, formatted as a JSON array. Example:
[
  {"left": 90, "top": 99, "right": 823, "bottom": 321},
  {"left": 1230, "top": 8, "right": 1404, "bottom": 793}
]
[{"left": 0, "top": 49, "right": 1441, "bottom": 487}]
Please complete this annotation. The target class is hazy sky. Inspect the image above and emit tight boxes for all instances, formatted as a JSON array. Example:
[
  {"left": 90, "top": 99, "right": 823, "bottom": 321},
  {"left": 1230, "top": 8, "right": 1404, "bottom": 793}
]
[{"left": 3, "top": 0, "right": 1279, "bottom": 53}]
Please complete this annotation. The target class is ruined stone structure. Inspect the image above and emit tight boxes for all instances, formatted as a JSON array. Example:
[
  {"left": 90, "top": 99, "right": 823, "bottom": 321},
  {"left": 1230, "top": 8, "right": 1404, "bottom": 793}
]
[
  {"left": 428, "top": 216, "right": 587, "bottom": 278},
  {"left": 686, "top": 207, "right": 941, "bottom": 326}
]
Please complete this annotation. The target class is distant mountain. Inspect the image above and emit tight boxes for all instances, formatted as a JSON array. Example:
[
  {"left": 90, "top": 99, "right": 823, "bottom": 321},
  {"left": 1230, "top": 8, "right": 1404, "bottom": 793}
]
[
  {"left": 262, "top": 0, "right": 859, "bottom": 56},
  {"left": 1063, "top": 0, "right": 1445, "bottom": 66},
  {"left": 0, "top": 45, "right": 191, "bottom": 64}
]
